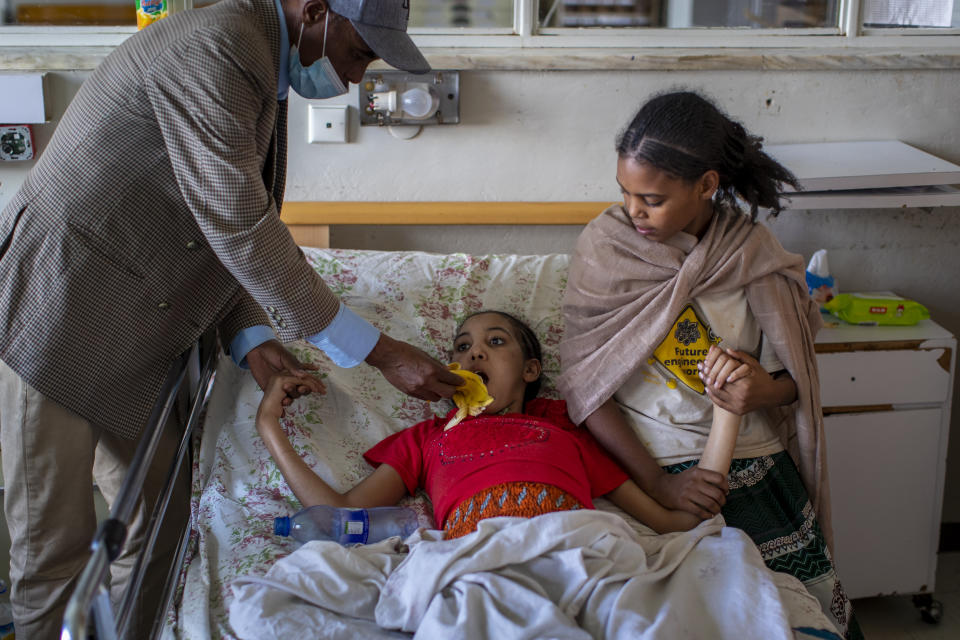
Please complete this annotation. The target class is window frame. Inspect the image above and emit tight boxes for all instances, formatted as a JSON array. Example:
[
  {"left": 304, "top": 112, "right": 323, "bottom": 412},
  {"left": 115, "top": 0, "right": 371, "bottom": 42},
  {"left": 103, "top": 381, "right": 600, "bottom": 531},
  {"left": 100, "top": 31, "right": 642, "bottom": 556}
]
[{"left": 1, "top": 0, "right": 958, "bottom": 56}]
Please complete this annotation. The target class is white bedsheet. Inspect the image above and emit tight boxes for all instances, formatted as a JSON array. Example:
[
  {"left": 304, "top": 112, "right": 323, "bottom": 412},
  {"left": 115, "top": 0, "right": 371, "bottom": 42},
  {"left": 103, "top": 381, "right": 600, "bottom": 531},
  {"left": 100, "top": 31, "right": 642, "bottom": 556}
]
[{"left": 229, "top": 511, "right": 839, "bottom": 640}]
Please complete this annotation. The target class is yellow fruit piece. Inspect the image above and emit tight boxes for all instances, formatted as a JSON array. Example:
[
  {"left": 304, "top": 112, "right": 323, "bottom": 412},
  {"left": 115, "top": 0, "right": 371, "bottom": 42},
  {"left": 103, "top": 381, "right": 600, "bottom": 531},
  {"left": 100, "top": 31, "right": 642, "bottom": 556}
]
[{"left": 444, "top": 363, "right": 494, "bottom": 431}]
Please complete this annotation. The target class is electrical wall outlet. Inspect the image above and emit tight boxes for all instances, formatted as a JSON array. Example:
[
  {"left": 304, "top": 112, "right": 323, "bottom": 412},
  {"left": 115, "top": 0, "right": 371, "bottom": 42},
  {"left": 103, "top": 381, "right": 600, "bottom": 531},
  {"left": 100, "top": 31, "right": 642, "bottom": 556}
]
[
  {"left": 0, "top": 125, "right": 34, "bottom": 161},
  {"left": 307, "top": 104, "right": 349, "bottom": 143}
]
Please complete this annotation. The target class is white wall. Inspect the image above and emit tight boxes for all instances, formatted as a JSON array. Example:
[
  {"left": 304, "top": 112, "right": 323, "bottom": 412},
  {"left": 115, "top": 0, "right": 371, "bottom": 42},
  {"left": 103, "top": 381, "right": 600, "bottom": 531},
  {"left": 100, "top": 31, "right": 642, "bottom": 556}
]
[
  {"left": 2, "top": 66, "right": 960, "bottom": 521},
  {"left": 299, "top": 67, "right": 960, "bottom": 524}
]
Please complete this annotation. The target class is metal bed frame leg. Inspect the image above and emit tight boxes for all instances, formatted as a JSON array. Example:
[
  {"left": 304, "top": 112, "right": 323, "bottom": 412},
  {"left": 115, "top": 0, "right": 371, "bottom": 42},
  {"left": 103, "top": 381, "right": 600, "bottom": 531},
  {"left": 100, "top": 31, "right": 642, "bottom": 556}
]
[
  {"left": 92, "top": 585, "right": 119, "bottom": 640},
  {"left": 62, "top": 333, "right": 219, "bottom": 640}
]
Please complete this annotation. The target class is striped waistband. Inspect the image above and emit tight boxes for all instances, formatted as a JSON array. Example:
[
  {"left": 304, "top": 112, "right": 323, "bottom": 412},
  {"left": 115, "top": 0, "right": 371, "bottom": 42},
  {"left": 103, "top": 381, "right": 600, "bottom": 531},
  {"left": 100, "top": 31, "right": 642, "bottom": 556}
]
[{"left": 443, "top": 481, "right": 582, "bottom": 540}]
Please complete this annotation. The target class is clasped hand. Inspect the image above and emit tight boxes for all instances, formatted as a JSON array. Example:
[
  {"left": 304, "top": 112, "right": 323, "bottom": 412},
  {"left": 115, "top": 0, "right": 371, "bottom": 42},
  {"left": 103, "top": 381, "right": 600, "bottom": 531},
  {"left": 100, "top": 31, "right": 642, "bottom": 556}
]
[
  {"left": 652, "top": 467, "right": 729, "bottom": 520},
  {"left": 697, "top": 345, "right": 794, "bottom": 415},
  {"left": 256, "top": 368, "right": 325, "bottom": 423},
  {"left": 247, "top": 339, "right": 324, "bottom": 408}
]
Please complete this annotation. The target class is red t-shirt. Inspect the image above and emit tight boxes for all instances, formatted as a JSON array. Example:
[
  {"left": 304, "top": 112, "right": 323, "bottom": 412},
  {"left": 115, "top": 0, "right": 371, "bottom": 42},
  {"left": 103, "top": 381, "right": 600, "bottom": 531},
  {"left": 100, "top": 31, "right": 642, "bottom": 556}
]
[{"left": 363, "top": 398, "right": 628, "bottom": 527}]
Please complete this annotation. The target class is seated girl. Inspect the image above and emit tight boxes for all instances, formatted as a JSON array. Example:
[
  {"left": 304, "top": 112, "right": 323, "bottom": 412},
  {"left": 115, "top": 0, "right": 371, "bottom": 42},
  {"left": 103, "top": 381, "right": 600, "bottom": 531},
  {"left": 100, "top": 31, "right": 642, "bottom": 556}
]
[{"left": 255, "top": 310, "right": 709, "bottom": 538}]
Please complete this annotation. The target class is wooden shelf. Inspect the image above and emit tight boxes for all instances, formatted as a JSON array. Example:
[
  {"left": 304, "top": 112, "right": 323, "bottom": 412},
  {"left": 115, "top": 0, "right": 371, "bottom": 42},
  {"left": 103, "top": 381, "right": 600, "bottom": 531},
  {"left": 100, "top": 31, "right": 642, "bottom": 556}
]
[{"left": 781, "top": 184, "right": 960, "bottom": 210}]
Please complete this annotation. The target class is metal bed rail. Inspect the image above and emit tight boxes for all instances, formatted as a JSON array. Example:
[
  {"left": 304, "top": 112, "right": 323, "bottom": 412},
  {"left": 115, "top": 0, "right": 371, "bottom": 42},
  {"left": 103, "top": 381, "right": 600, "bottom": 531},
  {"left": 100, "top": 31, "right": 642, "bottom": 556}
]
[{"left": 61, "top": 335, "right": 220, "bottom": 640}]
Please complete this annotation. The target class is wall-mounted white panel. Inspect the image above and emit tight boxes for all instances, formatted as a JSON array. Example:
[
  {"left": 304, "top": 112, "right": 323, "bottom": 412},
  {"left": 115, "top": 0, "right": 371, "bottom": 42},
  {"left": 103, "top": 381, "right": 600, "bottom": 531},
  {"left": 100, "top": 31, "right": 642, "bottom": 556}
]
[
  {"left": 308, "top": 105, "right": 348, "bottom": 144},
  {"left": 767, "top": 140, "right": 960, "bottom": 191},
  {"left": 0, "top": 74, "right": 46, "bottom": 124}
]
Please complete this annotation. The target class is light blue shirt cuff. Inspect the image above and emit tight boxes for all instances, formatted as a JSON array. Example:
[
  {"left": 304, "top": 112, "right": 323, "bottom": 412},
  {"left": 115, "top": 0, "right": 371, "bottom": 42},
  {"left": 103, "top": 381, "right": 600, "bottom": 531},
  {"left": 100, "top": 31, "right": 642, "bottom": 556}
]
[
  {"left": 307, "top": 304, "right": 380, "bottom": 368},
  {"left": 273, "top": 0, "right": 290, "bottom": 100},
  {"left": 230, "top": 325, "right": 277, "bottom": 369}
]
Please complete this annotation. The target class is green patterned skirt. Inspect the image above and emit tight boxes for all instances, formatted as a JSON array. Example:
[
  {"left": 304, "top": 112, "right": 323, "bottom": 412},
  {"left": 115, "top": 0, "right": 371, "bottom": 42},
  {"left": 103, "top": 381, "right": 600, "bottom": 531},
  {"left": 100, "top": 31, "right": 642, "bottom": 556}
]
[{"left": 664, "top": 451, "right": 863, "bottom": 640}]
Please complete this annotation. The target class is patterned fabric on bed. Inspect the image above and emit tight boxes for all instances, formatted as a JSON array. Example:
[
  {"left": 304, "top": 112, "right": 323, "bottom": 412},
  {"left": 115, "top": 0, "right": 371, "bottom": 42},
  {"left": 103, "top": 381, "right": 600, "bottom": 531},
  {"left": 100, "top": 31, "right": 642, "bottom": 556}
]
[{"left": 161, "top": 248, "right": 571, "bottom": 639}]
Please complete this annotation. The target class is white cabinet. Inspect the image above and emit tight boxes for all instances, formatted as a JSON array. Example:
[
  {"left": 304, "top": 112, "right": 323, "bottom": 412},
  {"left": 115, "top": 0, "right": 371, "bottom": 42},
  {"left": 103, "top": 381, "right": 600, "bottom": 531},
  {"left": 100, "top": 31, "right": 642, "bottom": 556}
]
[{"left": 815, "top": 319, "right": 956, "bottom": 599}]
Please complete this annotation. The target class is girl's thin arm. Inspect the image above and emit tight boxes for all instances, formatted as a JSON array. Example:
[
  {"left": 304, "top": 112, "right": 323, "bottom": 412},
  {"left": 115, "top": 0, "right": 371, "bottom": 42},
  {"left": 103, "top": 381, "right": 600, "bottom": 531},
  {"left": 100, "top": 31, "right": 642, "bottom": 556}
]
[
  {"left": 256, "top": 412, "right": 409, "bottom": 509},
  {"left": 606, "top": 480, "right": 700, "bottom": 533},
  {"left": 585, "top": 398, "right": 728, "bottom": 519},
  {"left": 255, "top": 372, "right": 408, "bottom": 509},
  {"left": 698, "top": 405, "right": 741, "bottom": 477}
]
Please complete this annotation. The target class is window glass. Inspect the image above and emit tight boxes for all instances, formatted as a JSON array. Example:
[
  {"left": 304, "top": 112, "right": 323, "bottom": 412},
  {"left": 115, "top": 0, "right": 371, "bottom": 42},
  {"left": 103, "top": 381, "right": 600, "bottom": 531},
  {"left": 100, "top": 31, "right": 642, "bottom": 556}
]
[
  {"left": 0, "top": 0, "right": 515, "bottom": 28},
  {"left": 4, "top": 1, "right": 958, "bottom": 33},
  {"left": 539, "top": 0, "right": 840, "bottom": 28},
  {"left": 410, "top": 0, "right": 514, "bottom": 27},
  {"left": 862, "top": 0, "right": 960, "bottom": 28},
  {"left": 0, "top": 0, "right": 210, "bottom": 26},
  {"left": 3, "top": 0, "right": 136, "bottom": 25}
]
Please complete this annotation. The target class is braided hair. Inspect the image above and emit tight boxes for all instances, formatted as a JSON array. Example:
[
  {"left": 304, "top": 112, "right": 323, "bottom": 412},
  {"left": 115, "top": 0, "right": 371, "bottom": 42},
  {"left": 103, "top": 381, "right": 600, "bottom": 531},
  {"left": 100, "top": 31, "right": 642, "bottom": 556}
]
[
  {"left": 455, "top": 310, "right": 543, "bottom": 404},
  {"left": 616, "top": 91, "right": 799, "bottom": 219}
]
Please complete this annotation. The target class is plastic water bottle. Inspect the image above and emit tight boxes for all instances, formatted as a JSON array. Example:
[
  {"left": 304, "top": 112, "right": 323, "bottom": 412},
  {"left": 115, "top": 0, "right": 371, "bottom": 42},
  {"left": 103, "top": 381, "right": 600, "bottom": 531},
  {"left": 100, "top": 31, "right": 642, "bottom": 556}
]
[
  {"left": 0, "top": 578, "right": 14, "bottom": 639},
  {"left": 274, "top": 505, "right": 419, "bottom": 545}
]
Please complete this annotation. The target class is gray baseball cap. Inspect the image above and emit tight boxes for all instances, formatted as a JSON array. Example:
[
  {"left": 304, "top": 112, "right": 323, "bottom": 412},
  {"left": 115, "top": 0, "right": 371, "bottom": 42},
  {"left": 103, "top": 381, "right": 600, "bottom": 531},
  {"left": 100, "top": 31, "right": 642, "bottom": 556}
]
[{"left": 328, "top": 0, "right": 430, "bottom": 74}]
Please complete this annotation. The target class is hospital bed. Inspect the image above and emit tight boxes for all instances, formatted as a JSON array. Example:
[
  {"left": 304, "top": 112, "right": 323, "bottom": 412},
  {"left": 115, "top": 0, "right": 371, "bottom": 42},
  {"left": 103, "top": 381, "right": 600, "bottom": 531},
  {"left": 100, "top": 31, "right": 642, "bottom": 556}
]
[{"left": 63, "top": 204, "right": 844, "bottom": 639}]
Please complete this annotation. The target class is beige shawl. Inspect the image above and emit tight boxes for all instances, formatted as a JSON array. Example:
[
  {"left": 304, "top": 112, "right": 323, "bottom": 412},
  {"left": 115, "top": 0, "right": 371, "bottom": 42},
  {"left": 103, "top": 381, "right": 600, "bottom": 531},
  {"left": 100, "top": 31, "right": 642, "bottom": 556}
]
[{"left": 559, "top": 204, "right": 832, "bottom": 547}]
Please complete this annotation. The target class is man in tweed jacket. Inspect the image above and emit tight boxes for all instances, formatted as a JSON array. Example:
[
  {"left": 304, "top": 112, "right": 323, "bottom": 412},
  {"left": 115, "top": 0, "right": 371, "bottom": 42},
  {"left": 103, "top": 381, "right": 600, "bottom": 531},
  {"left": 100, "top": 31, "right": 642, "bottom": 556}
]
[{"left": 0, "top": 0, "right": 461, "bottom": 635}]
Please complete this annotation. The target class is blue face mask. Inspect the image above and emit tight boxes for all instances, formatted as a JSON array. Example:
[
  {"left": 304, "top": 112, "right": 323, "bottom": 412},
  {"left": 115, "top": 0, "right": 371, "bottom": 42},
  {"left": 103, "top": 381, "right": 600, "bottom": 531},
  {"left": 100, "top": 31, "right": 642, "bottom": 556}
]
[{"left": 288, "top": 12, "right": 348, "bottom": 99}]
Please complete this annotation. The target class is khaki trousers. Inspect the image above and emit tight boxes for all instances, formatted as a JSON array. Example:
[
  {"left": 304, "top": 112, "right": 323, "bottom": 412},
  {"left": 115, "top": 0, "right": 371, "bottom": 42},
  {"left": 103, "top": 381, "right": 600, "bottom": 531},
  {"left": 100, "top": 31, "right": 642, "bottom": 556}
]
[{"left": 0, "top": 358, "right": 190, "bottom": 639}]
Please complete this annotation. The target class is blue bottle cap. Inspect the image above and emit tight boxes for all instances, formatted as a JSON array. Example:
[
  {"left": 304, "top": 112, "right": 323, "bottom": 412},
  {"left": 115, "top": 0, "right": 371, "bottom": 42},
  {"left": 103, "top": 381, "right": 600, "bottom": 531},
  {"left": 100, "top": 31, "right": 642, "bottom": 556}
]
[{"left": 274, "top": 516, "right": 290, "bottom": 536}]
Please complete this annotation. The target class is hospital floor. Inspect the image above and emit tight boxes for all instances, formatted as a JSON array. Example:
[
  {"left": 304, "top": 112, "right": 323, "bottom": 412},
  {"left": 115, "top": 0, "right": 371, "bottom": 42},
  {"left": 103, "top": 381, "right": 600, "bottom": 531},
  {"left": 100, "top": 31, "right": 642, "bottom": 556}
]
[{"left": 853, "top": 551, "right": 960, "bottom": 639}]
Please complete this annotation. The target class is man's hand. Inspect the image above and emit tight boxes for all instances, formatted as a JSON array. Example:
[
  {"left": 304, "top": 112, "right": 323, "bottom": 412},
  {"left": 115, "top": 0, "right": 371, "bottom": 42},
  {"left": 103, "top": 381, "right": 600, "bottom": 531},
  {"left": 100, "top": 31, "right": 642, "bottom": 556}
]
[
  {"left": 246, "top": 340, "right": 324, "bottom": 407},
  {"left": 364, "top": 334, "right": 463, "bottom": 401},
  {"left": 651, "top": 466, "right": 729, "bottom": 520}
]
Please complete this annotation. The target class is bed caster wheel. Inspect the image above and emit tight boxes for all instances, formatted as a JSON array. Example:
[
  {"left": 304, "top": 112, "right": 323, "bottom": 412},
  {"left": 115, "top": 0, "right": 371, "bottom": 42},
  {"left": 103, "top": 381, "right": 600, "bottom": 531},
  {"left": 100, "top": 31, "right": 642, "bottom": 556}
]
[{"left": 912, "top": 593, "right": 943, "bottom": 624}]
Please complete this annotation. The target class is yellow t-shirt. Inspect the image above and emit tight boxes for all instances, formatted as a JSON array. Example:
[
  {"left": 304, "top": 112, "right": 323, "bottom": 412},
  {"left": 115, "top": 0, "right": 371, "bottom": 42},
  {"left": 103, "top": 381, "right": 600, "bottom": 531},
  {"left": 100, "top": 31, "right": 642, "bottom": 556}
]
[{"left": 613, "top": 232, "right": 785, "bottom": 466}]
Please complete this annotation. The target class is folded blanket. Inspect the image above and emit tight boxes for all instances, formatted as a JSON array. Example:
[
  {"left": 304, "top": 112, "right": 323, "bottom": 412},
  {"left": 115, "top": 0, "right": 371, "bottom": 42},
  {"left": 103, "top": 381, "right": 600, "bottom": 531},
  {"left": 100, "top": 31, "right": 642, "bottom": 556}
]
[{"left": 229, "top": 510, "right": 840, "bottom": 639}]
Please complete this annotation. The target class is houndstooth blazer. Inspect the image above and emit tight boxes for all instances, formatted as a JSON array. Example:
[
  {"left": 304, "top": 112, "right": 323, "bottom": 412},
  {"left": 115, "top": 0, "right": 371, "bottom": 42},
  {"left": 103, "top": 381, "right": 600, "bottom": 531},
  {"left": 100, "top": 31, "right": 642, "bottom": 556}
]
[{"left": 0, "top": 0, "right": 342, "bottom": 439}]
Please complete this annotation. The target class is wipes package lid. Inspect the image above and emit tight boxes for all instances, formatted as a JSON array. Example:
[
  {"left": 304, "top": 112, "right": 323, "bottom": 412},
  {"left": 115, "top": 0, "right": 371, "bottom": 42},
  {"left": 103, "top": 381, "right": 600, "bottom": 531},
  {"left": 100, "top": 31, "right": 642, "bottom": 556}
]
[
  {"left": 824, "top": 292, "right": 930, "bottom": 326},
  {"left": 806, "top": 249, "right": 838, "bottom": 310}
]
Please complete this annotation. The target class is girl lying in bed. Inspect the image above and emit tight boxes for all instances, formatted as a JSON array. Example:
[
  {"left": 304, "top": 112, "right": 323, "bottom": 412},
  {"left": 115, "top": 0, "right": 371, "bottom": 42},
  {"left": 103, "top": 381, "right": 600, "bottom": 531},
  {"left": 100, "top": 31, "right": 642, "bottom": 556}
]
[{"left": 256, "top": 310, "right": 715, "bottom": 538}]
